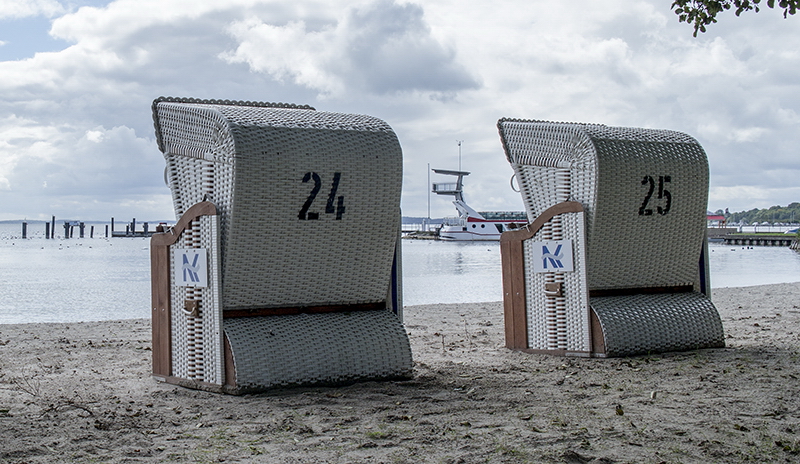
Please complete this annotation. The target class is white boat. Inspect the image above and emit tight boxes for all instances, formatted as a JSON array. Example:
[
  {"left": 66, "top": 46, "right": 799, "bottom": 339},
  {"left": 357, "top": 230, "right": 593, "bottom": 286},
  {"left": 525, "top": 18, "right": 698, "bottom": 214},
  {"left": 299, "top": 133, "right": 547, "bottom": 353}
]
[{"left": 432, "top": 168, "right": 527, "bottom": 241}]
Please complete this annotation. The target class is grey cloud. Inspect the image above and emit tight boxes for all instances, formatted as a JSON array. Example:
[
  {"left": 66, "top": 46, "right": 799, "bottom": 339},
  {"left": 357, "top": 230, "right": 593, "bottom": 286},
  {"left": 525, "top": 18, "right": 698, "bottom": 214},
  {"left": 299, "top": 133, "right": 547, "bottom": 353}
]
[
  {"left": 2, "top": 1, "right": 799, "bottom": 220},
  {"left": 220, "top": 0, "right": 480, "bottom": 98},
  {"left": 337, "top": 0, "right": 479, "bottom": 95}
]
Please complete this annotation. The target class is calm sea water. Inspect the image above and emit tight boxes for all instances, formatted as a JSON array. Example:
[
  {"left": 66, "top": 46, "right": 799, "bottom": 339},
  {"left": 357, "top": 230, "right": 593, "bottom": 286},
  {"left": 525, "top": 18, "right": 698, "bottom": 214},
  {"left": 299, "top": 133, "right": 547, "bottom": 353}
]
[{"left": 1, "top": 222, "right": 799, "bottom": 324}]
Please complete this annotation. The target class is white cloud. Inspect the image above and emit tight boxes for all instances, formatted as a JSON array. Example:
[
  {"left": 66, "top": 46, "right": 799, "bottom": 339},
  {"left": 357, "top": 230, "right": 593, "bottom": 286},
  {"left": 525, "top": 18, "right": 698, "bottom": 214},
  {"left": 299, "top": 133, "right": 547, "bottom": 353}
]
[
  {"left": 0, "top": 114, "right": 169, "bottom": 219},
  {"left": 85, "top": 129, "right": 104, "bottom": 143},
  {"left": 220, "top": 0, "right": 478, "bottom": 98},
  {"left": 697, "top": 121, "right": 770, "bottom": 144},
  {"left": 0, "top": 115, "right": 64, "bottom": 188},
  {"left": 1, "top": 0, "right": 799, "bottom": 220},
  {"left": 0, "top": 0, "right": 64, "bottom": 19},
  {"left": 221, "top": 19, "right": 341, "bottom": 94},
  {"left": 671, "top": 37, "right": 750, "bottom": 78}
]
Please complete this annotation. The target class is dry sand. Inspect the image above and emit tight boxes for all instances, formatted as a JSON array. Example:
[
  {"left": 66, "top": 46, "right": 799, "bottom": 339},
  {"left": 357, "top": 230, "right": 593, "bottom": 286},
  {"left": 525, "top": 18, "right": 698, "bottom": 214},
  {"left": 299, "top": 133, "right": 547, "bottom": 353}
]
[{"left": 1, "top": 283, "right": 800, "bottom": 463}]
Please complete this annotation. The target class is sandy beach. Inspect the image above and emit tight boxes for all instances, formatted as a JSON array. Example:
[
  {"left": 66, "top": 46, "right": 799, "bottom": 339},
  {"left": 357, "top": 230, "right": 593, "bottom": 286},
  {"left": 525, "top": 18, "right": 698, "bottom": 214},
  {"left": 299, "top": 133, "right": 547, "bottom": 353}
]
[{"left": 1, "top": 283, "right": 800, "bottom": 463}]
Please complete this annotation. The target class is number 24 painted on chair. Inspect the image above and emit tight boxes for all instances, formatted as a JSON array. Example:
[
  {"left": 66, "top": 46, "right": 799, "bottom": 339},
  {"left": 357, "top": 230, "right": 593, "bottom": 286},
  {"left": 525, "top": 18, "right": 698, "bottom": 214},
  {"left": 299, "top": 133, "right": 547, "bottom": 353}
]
[{"left": 298, "top": 172, "right": 346, "bottom": 220}]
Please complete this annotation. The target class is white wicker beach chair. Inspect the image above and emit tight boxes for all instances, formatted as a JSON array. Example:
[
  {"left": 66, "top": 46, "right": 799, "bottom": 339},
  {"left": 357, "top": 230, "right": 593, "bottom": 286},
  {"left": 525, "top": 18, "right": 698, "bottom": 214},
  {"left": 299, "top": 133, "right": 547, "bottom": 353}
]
[
  {"left": 150, "top": 97, "right": 412, "bottom": 393},
  {"left": 497, "top": 119, "right": 725, "bottom": 357}
]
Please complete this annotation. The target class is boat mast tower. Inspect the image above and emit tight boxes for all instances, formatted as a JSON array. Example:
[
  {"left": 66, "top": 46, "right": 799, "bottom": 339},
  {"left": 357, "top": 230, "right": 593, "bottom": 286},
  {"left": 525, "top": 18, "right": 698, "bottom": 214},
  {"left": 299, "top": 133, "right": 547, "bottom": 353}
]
[
  {"left": 431, "top": 168, "right": 484, "bottom": 219},
  {"left": 431, "top": 168, "right": 469, "bottom": 202}
]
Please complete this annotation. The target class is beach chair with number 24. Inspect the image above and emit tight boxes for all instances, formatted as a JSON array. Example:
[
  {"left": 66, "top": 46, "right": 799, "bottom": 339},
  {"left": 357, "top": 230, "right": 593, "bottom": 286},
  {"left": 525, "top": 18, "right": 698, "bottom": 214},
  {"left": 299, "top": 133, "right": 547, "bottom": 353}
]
[{"left": 149, "top": 97, "right": 412, "bottom": 393}]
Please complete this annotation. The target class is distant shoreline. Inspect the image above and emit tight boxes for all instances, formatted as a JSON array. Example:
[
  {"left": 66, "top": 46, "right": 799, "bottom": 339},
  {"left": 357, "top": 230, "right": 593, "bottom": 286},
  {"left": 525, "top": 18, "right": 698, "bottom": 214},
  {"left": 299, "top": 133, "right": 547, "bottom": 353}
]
[{"left": 0, "top": 219, "right": 173, "bottom": 225}]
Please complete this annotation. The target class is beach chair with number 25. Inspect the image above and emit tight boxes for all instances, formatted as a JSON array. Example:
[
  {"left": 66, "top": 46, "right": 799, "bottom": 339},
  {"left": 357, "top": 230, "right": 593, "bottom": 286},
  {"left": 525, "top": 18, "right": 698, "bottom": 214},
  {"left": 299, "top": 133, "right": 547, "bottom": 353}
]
[
  {"left": 149, "top": 97, "right": 412, "bottom": 393},
  {"left": 497, "top": 119, "right": 725, "bottom": 357}
]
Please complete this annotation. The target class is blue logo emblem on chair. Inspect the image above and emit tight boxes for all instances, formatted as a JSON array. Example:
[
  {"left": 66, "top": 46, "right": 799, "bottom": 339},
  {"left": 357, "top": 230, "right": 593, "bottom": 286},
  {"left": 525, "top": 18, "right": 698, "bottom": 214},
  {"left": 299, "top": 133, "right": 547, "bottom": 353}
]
[
  {"left": 541, "top": 244, "right": 564, "bottom": 269},
  {"left": 533, "top": 240, "right": 574, "bottom": 273},
  {"left": 174, "top": 248, "right": 208, "bottom": 287},
  {"left": 182, "top": 253, "right": 202, "bottom": 283}
]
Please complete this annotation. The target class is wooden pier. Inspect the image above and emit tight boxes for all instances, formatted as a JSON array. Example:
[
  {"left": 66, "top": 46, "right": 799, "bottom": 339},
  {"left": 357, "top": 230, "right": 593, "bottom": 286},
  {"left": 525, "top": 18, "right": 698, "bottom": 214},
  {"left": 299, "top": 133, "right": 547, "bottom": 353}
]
[
  {"left": 722, "top": 234, "right": 796, "bottom": 247},
  {"left": 11, "top": 216, "right": 166, "bottom": 239},
  {"left": 109, "top": 217, "right": 159, "bottom": 238},
  {"left": 111, "top": 230, "right": 156, "bottom": 238}
]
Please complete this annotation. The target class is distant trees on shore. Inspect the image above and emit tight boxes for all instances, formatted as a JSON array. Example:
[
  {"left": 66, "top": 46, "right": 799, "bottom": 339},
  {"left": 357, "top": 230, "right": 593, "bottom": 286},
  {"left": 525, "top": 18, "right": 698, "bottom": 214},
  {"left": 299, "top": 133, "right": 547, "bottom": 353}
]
[{"left": 715, "top": 202, "right": 800, "bottom": 224}]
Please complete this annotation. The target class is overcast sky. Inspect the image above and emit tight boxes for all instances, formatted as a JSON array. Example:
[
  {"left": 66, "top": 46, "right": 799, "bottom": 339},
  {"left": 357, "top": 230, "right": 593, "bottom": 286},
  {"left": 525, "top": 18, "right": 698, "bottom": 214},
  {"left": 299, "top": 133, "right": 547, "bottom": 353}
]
[{"left": 1, "top": 0, "right": 798, "bottom": 221}]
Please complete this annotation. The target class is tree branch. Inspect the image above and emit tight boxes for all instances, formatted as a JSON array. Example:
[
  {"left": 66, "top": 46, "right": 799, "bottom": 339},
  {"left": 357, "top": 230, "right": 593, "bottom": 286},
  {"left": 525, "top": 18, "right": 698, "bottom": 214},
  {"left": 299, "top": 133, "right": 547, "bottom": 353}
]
[{"left": 672, "top": 0, "right": 799, "bottom": 36}]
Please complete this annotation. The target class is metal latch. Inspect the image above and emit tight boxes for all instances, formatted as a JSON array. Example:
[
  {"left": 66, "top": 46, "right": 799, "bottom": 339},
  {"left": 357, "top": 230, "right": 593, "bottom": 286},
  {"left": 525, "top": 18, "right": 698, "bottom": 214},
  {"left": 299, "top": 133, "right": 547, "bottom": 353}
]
[
  {"left": 183, "top": 300, "right": 200, "bottom": 317},
  {"left": 544, "top": 282, "right": 563, "bottom": 297}
]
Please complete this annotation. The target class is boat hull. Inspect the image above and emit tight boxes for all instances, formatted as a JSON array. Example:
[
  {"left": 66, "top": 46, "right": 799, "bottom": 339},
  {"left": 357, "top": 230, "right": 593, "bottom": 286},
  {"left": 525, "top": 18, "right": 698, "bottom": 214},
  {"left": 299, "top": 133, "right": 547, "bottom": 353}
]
[{"left": 438, "top": 220, "right": 524, "bottom": 241}]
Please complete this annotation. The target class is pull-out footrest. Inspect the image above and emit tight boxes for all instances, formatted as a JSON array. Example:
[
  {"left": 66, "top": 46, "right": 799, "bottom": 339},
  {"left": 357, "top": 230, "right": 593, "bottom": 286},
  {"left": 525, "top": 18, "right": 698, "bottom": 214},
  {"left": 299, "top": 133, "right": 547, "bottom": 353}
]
[
  {"left": 590, "top": 292, "right": 725, "bottom": 357},
  {"left": 223, "top": 311, "right": 412, "bottom": 393}
]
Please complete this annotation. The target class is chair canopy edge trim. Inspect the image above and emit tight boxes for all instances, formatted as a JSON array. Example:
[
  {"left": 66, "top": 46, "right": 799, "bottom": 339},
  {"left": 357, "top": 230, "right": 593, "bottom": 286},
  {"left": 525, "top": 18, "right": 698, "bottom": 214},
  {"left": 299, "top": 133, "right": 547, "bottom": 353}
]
[
  {"left": 497, "top": 118, "right": 704, "bottom": 166},
  {"left": 152, "top": 96, "right": 316, "bottom": 153}
]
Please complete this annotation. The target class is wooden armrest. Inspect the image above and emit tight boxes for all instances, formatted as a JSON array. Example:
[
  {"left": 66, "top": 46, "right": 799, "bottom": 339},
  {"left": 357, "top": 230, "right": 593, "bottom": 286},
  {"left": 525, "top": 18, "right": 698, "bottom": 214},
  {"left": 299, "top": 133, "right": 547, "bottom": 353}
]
[
  {"left": 151, "top": 201, "right": 217, "bottom": 247},
  {"left": 500, "top": 201, "right": 584, "bottom": 244}
]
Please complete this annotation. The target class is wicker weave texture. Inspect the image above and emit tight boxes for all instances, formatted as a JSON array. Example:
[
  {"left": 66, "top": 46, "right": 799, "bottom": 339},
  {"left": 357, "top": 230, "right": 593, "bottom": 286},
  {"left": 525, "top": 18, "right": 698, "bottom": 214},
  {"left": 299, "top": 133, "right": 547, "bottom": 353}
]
[
  {"left": 498, "top": 119, "right": 725, "bottom": 357},
  {"left": 498, "top": 120, "right": 709, "bottom": 292},
  {"left": 591, "top": 292, "right": 725, "bottom": 356},
  {"left": 169, "top": 215, "right": 224, "bottom": 385},
  {"left": 225, "top": 311, "right": 412, "bottom": 391},
  {"left": 153, "top": 100, "right": 402, "bottom": 310},
  {"left": 522, "top": 211, "right": 590, "bottom": 352}
]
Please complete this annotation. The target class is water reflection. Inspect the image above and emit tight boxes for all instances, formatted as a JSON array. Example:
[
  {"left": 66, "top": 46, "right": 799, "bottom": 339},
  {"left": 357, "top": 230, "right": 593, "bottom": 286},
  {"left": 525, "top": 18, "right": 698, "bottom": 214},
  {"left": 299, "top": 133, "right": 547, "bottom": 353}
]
[
  {"left": 3, "top": 219, "right": 800, "bottom": 323},
  {"left": 401, "top": 240, "right": 502, "bottom": 306},
  {"left": 707, "top": 242, "right": 800, "bottom": 288}
]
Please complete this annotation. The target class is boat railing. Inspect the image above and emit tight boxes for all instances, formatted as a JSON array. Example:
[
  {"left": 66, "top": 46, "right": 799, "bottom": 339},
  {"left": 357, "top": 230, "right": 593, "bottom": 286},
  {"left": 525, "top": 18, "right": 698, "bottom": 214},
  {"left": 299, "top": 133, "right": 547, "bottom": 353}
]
[
  {"left": 432, "top": 183, "right": 459, "bottom": 194},
  {"left": 441, "top": 216, "right": 465, "bottom": 226},
  {"left": 479, "top": 211, "right": 528, "bottom": 221}
]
